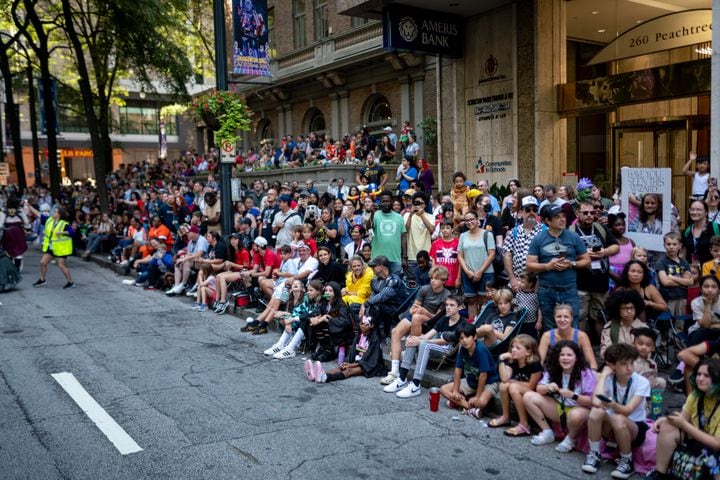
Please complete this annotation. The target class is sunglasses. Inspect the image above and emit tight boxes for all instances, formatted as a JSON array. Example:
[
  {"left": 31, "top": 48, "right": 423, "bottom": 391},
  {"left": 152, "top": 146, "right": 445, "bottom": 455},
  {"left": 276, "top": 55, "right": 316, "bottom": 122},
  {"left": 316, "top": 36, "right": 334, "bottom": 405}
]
[
  {"left": 579, "top": 211, "right": 595, "bottom": 216},
  {"left": 523, "top": 206, "right": 538, "bottom": 213},
  {"left": 413, "top": 202, "right": 425, "bottom": 206}
]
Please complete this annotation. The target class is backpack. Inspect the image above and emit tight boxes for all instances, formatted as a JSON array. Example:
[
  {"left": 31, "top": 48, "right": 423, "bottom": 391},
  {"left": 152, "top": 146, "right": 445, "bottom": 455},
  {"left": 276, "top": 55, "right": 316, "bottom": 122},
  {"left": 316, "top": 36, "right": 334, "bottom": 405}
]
[{"left": 684, "top": 222, "right": 720, "bottom": 238}]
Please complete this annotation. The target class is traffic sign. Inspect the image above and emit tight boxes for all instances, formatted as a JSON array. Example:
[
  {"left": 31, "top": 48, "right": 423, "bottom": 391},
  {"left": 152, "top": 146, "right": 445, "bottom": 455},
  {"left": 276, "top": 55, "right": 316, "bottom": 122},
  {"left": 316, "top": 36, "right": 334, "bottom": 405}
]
[{"left": 220, "top": 139, "right": 236, "bottom": 164}]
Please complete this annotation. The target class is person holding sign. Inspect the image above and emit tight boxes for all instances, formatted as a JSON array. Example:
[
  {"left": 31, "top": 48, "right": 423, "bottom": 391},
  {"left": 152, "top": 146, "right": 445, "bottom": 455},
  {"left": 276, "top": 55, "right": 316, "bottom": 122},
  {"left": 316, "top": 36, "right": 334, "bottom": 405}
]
[{"left": 629, "top": 193, "right": 663, "bottom": 235}]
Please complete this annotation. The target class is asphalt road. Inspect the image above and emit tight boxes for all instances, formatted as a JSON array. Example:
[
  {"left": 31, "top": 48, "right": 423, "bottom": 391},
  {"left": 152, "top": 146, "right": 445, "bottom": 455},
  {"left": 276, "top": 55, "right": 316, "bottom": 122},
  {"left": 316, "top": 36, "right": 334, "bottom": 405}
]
[{"left": 0, "top": 250, "right": 625, "bottom": 480}]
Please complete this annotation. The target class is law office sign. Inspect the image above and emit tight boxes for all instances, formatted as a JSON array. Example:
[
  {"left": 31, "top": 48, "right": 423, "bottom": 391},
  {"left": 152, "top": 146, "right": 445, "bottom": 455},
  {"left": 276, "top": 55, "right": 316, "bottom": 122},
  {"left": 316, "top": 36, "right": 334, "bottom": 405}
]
[
  {"left": 588, "top": 9, "right": 712, "bottom": 65},
  {"left": 383, "top": 6, "right": 464, "bottom": 58}
]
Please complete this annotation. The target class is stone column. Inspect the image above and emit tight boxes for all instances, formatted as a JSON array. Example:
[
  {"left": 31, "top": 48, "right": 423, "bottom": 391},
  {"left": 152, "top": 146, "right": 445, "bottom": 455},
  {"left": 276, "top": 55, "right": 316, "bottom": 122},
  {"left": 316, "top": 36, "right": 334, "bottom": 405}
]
[
  {"left": 339, "top": 91, "right": 349, "bottom": 137},
  {"left": 411, "top": 72, "right": 425, "bottom": 151},
  {"left": 276, "top": 106, "right": 285, "bottom": 141},
  {"left": 533, "top": 0, "right": 566, "bottom": 184},
  {"left": 329, "top": 93, "right": 340, "bottom": 140},
  {"left": 284, "top": 105, "right": 293, "bottom": 136},
  {"left": 399, "top": 76, "right": 411, "bottom": 126}
]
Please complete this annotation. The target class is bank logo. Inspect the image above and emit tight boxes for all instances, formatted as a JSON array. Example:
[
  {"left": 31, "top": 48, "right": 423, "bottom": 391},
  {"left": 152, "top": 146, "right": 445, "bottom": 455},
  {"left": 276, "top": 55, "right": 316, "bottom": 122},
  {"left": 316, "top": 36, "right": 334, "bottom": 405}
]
[
  {"left": 398, "top": 16, "right": 418, "bottom": 42},
  {"left": 485, "top": 55, "right": 498, "bottom": 77}
]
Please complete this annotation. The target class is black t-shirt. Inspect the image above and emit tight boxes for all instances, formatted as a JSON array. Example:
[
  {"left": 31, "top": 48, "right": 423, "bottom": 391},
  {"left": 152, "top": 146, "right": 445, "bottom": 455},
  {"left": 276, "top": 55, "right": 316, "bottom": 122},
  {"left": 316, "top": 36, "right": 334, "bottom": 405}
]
[
  {"left": 209, "top": 241, "right": 229, "bottom": 261},
  {"left": 507, "top": 360, "right": 543, "bottom": 382},
  {"left": 359, "top": 164, "right": 386, "bottom": 185},
  {"left": 572, "top": 223, "right": 618, "bottom": 293},
  {"left": 433, "top": 315, "right": 465, "bottom": 340},
  {"left": 260, "top": 205, "right": 278, "bottom": 246}
]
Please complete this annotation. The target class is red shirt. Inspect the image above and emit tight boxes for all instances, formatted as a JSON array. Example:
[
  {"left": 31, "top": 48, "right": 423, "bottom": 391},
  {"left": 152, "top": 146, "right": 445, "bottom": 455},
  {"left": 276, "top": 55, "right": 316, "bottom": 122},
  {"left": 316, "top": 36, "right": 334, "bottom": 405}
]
[
  {"left": 430, "top": 237, "right": 460, "bottom": 287},
  {"left": 235, "top": 249, "right": 250, "bottom": 268}
]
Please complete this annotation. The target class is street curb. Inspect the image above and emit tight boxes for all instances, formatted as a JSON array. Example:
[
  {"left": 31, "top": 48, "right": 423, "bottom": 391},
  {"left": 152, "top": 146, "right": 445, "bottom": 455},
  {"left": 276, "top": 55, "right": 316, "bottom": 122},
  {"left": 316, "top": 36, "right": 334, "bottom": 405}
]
[{"left": 87, "top": 251, "right": 455, "bottom": 390}]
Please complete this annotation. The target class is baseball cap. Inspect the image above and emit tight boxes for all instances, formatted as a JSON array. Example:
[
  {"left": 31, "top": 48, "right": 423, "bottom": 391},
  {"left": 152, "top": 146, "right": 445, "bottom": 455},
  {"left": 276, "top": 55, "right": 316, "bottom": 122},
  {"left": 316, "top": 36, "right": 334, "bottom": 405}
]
[
  {"left": 467, "top": 189, "right": 482, "bottom": 199},
  {"left": 521, "top": 196, "right": 539, "bottom": 208},
  {"left": 188, "top": 225, "right": 200, "bottom": 234},
  {"left": 296, "top": 241, "right": 310, "bottom": 250},
  {"left": 368, "top": 255, "right": 390, "bottom": 267},
  {"left": 253, "top": 236, "right": 268, "bottom": 247},
  {"left": 383, "top": 126, "right": 392, "bottom": 131},
  {"left": 403, "top": 189, "right": 416, "bottom": 197},
  {"left": 240, "top": 217, "right": 252, "bottom": 226},
  {"left": 541, "top": 204, "right": 564, "bottom": 219}
]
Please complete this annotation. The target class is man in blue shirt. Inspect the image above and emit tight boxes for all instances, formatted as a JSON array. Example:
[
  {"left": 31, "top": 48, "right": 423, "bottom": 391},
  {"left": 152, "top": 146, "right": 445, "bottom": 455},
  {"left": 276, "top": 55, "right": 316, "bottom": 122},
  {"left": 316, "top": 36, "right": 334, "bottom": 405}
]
[{"left": 526, "top": 204, "right": 591, "bottom": 329}]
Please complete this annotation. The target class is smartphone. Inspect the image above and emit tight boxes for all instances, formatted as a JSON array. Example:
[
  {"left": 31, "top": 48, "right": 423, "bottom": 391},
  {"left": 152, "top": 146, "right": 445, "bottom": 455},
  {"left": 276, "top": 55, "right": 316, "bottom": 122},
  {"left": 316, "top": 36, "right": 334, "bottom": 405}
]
[
  {"left": 592, "top": 246, "right": 601, "bottom": 252},
  {"left": 596, "top": 394, "right": 612, "bottom": 403}
]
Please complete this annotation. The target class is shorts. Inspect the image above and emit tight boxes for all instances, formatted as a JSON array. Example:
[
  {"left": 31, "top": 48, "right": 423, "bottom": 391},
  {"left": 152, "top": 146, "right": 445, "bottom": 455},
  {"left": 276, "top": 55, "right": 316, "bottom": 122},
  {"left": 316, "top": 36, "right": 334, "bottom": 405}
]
[
  {"left": 461, "top": 271, "right": 494, "bottom": 298},
  {"left": 631, "top": 420, "right": 649, "bottom": 448},
  {"left": 460, "top": 378, "right": 499, "bottom": 396},
  {"left": 271, "top": 281, "right": 290, "bottom": 301},
  {"left": 42, "top": 249, "right": 70, "bottom": 258},
  {"left": 667, "top": 299, "right": 687, "bottom": 318}
]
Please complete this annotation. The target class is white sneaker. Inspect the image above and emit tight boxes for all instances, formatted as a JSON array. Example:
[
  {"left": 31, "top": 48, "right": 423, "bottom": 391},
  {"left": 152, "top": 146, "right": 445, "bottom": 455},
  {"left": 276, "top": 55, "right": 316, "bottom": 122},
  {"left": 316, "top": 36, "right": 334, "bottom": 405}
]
[
  {"left": 396, "top": 383, "right": 421, "bottom": 398},
  {"left": 383, "top": 377, "right": 407, "bottom": 393},
  {"left": 380, "top": 372, "right": 397, "bottom": 385},
  {"left": 122, "top": 279, "right": 135, "bottom": 286},
  {"left": 531, "top": 429, "right": 555, "bottom": 446},
  {"left": 263, "top": 343, "right": 284, "bottom": 356},
  {"left": 245, "top": 317, "right": 255, "bottom": 323},
  {"left": 119, "top": 260, "right": 129, "bottom": 267},
  {"left": 555, "top": 436, "right": 575, "bottom": 453},
  {"left": 273, "top": 347, "right": 296, "bottom": 359}
]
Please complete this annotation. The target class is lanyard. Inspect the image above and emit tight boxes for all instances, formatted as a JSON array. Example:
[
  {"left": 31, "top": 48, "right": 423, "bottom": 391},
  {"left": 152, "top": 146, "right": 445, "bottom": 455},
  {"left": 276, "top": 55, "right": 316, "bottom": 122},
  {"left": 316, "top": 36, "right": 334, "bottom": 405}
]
[
  {"left": 698, "top": 396, "right": 720, "bottom": 432},
  {"left": 612, "top": 376, "right": 633, "bottom": 405}
]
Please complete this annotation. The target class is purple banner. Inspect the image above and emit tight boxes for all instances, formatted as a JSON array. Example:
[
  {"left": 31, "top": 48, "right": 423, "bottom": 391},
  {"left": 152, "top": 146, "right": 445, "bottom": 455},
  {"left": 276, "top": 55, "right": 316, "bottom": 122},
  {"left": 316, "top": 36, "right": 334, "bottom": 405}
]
[{"left": 232, "top": 0, "right": 271, "bottom": 77}]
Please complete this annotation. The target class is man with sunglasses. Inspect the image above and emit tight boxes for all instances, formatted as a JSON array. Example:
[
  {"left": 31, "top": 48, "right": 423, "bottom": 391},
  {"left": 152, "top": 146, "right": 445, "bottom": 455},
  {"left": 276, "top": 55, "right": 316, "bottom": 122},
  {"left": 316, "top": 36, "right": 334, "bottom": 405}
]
[
  {"left": 526, "top": 204, "right": 591, "bottom": 330},
  {"left": 504, "top": 196, "right": 545, "bottom": 292},
  {"left": 570, "top": 200, "right": 619, "bottom": 341}
]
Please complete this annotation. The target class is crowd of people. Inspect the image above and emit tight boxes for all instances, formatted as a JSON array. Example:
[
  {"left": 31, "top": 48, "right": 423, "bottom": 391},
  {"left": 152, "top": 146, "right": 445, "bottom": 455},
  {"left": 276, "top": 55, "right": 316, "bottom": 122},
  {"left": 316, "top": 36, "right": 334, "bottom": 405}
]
[{"left": 1, "top": 148, "right": 720, "bottom": 480}]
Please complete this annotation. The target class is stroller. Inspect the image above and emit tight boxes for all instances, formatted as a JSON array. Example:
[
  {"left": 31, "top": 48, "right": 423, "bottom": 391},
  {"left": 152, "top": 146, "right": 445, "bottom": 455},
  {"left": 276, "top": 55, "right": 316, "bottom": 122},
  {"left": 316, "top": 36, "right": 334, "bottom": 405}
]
[{"left": 0, "top": 229, "right": 21, "bottom": 291}]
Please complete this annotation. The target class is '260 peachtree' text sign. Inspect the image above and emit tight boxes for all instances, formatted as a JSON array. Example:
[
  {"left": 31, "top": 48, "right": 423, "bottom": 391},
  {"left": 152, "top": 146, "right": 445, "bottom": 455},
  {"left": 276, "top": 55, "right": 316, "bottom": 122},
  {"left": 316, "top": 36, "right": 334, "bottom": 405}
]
[
  {"left": 588, "top": 9, "right": 711, "bottom": 65},
  {"left": 383, "top": 6, "right": 464, "bottom": 58}
]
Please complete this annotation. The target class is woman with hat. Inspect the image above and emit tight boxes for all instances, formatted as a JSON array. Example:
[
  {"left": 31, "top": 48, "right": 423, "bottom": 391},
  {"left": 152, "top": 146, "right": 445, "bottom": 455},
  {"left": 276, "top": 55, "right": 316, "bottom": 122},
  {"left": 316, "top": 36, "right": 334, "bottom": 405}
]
[{"left": 33, "top": 206, "right": 75, "bottom": 289}]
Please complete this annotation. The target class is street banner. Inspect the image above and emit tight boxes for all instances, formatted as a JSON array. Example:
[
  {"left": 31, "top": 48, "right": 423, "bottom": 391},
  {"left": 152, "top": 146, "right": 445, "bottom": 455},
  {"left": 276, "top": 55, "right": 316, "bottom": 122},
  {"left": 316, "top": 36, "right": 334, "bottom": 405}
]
[
  {"left": 232, "top": 0, "right": 271, "bottom": 77},
  {"left": 158, "top": 121, "right": 167, "bottom": 160}
]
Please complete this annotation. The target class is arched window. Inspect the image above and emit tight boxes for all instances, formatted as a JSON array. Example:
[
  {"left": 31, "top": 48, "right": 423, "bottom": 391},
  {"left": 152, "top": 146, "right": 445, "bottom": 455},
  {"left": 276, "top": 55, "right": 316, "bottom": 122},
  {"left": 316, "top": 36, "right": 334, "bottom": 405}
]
[
  {"left": 304, "top": 107, "right": 326, "bottom": 134},
  {"left": 362, "top": 94, "right": 393, "bottom": 137},
  {"left": 365, "top": 94, "right": 392, "bottom": 125},
  {"left": 257, "top": 119, "right": 273, "bottom": 144}
]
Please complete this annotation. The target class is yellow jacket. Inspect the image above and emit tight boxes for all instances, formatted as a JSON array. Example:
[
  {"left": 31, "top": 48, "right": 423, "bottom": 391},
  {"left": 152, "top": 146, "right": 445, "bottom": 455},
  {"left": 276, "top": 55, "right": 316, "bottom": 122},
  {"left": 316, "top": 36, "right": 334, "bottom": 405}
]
[{"left": 343, "top": 266, "right": 374, "bottom": 306}]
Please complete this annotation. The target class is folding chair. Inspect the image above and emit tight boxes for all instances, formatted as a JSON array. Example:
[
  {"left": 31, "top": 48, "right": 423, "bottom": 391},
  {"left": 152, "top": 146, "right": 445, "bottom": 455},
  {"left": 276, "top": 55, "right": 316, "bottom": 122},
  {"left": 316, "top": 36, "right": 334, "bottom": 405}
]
[
  {"left": 488, "top": 307, "right": 528, "bottom": 359},
  {"left": 652, "top": 310, "right": 691, "bottom": 370},
  {"left": 432, "top": 343, "right": 459, "bottom": 371}
]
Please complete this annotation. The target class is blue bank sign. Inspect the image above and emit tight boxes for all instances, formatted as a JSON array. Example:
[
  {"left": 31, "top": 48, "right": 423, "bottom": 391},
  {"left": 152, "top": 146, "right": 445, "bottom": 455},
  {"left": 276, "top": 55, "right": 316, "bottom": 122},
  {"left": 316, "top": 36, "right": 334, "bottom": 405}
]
[{"left": 383, "top": 6, "right": 464, "bottom": 58}]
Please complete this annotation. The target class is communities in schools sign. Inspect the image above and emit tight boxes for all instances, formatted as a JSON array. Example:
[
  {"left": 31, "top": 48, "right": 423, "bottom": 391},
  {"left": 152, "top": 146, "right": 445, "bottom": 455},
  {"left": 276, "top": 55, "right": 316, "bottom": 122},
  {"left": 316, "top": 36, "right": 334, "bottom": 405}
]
[
  {"left": 621, "top": 167, "right": 672, "bottom": 252},
  {"left": 383, "top": 6, "right": 464, "bottom": 58},
  {"left": 588, "top": 9, "right": 712, "bottom": 65}
]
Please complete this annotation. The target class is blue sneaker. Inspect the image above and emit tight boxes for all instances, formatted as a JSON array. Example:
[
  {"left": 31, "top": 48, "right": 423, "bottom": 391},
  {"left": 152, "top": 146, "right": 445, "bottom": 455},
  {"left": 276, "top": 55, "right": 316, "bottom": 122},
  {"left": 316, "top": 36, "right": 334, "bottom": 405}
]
[{"left": 198, "top": 304, "right": 208, "bottom": 312}]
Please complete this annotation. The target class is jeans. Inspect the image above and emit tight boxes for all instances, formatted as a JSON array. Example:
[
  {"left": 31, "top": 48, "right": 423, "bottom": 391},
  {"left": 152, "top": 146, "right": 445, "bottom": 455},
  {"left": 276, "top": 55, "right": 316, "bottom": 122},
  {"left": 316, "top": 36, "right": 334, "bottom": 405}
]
[
  {"left": 86, "top": 233, "right": 110, "bottom": 253},
  {"left": 537, "top": 285, "right": 580, "bottom": 331}
]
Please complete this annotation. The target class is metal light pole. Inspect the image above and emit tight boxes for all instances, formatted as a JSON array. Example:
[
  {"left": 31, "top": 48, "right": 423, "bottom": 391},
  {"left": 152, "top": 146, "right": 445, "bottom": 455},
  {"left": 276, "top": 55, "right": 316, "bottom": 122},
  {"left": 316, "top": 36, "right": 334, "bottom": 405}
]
[
  {"left": 214, "top": 0, "right": 233, "bottom": 235},
  {"left": 712, "top": 6, "right": 719, "bottom": 180}
]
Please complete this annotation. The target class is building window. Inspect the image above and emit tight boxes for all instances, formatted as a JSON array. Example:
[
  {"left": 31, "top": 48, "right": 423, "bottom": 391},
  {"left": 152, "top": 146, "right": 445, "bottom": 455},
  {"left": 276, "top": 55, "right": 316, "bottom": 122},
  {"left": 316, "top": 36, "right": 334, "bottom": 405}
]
[
  {"left": 257, "top": 119, "right": 273, "bottom": 144},
  {"left": 267, "top": 7, "right": 276, "bottom": 59},
  {"left": 366, "top": 94, "right": 392, "bottom": 125},
  {"left": 118, "top": 102, "right": 176, "bottom": 136},
  {"left": 351, "top": 16, "right": 369, "bottom": 28},
  {"left": 313, "top": 0, "right": 328, "bottom": 41},
  {"left": 305, "top": 107, "right": 326, "bottom": 133},
  {"left": 293, "top": 0, "right": 306, "bottom": 49}
]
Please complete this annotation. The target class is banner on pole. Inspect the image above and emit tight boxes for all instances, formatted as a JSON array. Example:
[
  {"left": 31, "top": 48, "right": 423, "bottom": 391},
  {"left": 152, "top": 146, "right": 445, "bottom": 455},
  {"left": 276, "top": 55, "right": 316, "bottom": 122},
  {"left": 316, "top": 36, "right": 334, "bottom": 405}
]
[{"left": 232, "top": 0, "right": 271, "bottom": 77}]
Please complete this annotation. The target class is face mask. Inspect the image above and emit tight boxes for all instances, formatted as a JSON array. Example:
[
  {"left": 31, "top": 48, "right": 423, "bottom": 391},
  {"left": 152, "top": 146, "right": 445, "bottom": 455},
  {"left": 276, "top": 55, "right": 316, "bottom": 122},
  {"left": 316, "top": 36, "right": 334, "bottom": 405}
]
[
  {"left": 483, "top": 203, "right": 492, "bottom": 214},
  {"left": 322, "top": 293, "right": 333, "bottom": 299}
]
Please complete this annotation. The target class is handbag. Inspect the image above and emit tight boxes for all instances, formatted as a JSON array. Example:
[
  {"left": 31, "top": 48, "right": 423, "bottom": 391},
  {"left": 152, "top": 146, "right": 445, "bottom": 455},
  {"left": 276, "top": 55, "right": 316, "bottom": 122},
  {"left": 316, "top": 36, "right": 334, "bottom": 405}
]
[{"left": 668, "top": 396, "right": 720, "bottom": 480}]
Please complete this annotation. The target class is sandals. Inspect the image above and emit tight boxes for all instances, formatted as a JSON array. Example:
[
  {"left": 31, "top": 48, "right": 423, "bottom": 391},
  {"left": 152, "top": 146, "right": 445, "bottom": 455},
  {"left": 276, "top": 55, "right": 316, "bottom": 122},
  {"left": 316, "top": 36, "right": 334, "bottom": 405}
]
[
  {"left": 504, "top": 424, "right": 532, "bottom": 437},
  {"left": 489, "top": 416, "right": 511, "bottom": 428}
]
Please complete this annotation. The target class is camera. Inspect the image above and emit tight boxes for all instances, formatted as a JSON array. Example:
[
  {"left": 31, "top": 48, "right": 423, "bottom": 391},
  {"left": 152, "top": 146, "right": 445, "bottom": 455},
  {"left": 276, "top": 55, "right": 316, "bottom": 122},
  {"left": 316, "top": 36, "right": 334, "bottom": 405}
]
[{"left": 592, "top": 246, "right": 601, "bottom": 252}]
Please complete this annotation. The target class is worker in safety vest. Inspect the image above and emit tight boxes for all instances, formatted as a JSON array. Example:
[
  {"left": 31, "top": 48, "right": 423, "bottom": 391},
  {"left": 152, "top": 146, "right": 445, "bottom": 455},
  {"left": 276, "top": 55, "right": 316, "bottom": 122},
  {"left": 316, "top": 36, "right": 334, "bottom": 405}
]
[{"left": 34, "top": 206, "right": 75, "bottom": 289}]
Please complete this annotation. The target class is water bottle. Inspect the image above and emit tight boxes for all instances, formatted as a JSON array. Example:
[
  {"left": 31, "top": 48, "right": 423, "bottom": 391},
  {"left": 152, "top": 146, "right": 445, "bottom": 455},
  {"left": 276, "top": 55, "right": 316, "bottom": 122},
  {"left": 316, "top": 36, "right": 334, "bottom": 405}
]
[
  {"left": 337, "top": 346, "right": 346, "bottom": 365},
  {"left": 649, "top": 388, "right": 663, "bottom": 420}
]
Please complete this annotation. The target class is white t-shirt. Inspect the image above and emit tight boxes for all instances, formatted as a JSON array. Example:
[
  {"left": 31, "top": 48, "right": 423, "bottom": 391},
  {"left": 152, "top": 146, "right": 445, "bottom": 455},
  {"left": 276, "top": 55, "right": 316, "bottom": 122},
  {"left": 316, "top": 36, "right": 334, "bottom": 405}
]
[
  {"left": 689, "top": 296, "right": 720, "bottom": 334},
  {"left": 273, "top": 210, "right": 302, "bottom": 247},
  {"left": 693, "top": 172, "right": 710, "bottom": 197},
  {"left": 602, "top": 372, "right": 651, "bottom": 422}
]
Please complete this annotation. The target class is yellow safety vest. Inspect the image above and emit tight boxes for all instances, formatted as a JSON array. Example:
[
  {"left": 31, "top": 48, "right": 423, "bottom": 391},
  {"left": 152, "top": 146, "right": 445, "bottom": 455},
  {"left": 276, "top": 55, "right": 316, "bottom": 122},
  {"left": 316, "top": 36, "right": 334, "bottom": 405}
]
[{"left": 42, "top": 218, "right": 73, "bottom": 256}]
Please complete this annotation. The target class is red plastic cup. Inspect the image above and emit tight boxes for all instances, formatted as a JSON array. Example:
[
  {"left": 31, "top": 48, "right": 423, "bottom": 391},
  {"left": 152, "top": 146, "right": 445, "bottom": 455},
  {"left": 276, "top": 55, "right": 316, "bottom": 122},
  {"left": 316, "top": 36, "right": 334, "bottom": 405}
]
[{"left": 429, "top": 387, "right": 440, "bottom": 412}]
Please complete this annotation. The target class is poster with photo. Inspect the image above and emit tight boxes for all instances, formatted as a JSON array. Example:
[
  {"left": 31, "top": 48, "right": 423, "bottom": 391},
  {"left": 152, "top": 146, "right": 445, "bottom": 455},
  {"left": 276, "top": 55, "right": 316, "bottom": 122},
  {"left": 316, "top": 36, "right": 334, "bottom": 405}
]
[{"left": 621, "top": 167, "right": 671, "bottom": 252}]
